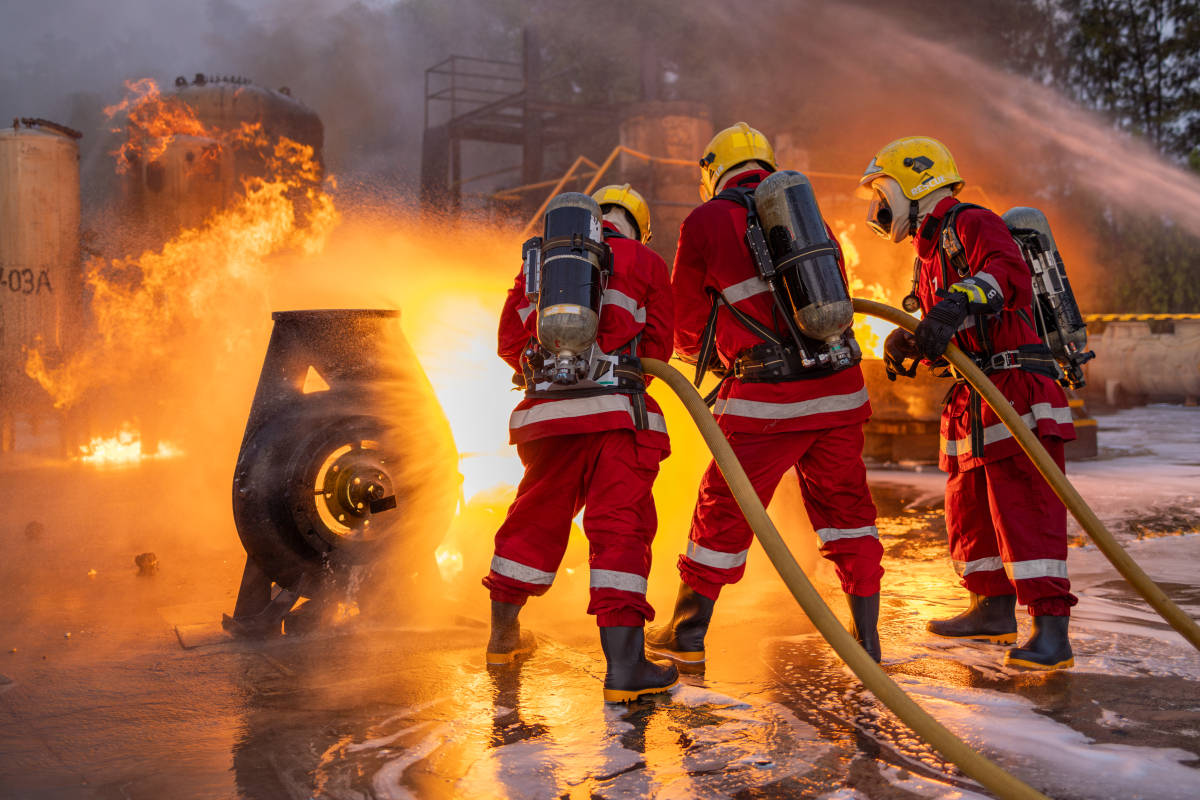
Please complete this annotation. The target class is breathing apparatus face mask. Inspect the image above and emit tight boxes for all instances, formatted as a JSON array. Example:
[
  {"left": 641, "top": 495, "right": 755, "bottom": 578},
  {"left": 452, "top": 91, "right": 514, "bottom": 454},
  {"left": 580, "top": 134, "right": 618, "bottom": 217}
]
[{"left": 865, "top": 177, "right": 912, "bottom": 243}]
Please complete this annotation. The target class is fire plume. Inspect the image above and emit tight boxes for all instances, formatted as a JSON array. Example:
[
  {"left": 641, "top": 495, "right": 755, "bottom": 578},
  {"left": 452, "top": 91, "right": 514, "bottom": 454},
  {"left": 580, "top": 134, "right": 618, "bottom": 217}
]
[
  {"left": 837, "top": 224, "right": 897, "bottom": 357},
  {"left": 26, "top": 80, "right": 338, "bottom": 413},
  {"left": 104, "top": 78, "right": 211, "bottom": 172},
  {"left": 76, "top": 423, "right": 183, "bottom": 468}
]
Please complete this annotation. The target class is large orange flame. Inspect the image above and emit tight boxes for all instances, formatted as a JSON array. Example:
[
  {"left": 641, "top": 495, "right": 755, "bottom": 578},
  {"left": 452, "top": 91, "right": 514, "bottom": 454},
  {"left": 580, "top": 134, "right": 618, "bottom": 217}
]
[{"left": 25, "top": 81, "right": 338, "bottom": 413}]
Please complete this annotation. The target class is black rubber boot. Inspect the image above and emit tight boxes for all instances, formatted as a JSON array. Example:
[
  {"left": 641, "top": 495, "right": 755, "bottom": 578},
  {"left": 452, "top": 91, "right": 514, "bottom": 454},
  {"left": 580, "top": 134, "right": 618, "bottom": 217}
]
[
  {"left": 1005, "top": 615, "right": 1074, "bottom": 670},
  {"left": 645, "top": 582, "right": 715, "bottom": 669},
  {"left": 486, "top": 600, "right": 536, "bottom": 666},
  {"left": 847, "top": 592, "right": 882, "bottom": 663},
  {"left": 600, "top": 626, "right": 679, "bottom": 703},
  {"left": 927, "top": 593, "right": 1018, "bottom": 643}
]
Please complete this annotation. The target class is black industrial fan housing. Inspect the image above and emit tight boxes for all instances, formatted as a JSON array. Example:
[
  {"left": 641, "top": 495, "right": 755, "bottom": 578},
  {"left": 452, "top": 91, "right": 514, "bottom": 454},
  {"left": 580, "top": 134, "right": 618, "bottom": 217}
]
[{"left": 225, "top": 309, "right": 459, "bottom": 636}]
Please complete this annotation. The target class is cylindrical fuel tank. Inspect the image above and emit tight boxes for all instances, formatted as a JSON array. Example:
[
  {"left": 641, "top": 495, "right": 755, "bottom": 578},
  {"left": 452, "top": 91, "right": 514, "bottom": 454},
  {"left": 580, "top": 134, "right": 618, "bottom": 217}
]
[
  {"left": 0, "top": 119, "right": 82, "bottom": 407},
  {"left": 121, "top": 75, "right": 323, "bottom": 243},
  {"left": 1084, "top": 319, "right": 1200, "bottom": 405},
  {"left": 537, "top": 192, "right": 603, "bottom": 373},
  {"left": 754, "top": 170, "right": 852, "bottom": 343},
  {"left": 618, "top": 101, "right": 712, "bottom": 259},
  {"left": 172, "top": 75, "right": 323, "bottom": 158}
]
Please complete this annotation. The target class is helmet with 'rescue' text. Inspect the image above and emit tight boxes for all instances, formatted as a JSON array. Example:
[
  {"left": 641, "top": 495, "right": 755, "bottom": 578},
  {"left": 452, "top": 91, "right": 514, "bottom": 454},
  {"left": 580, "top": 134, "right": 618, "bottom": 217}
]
[
  {"left": 857, "top": 136, "right": 964, "bottom": 201},
  {"left": 698, "top": 122, "right": 776, "bottom": 202},
  {"left": 592, "top": 183, "right": 652, "bottom": 244}
]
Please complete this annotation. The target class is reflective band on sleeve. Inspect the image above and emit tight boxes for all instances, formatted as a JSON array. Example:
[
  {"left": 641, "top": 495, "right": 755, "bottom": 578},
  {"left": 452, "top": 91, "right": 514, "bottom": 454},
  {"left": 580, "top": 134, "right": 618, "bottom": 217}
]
[
  {"left": 942, "top": 403, "right": 1074, "bottom": 457},
  {"left": 816, "top": 525, "right": 879, "bottom": 543},
  {"left": 491, "top": 555, "right": 556, "bottom": 585},
  {"left": 952, "top": 556, "right": 1005, "bottom": 577},
  {"left": 1004, "top": 558, "right": 1069, "bottom": 580},
  {"left": 686, "top": 540, "right": 749, "bottom": 569},
  {"left": 722, "top": 275, "right": 771, "bottom": 304},
  {"left": 713, "top": 387, "right": 869, "bottom": 420},
  {"left": 510, "top": 395, "right": 667, "bottom": 434},
  {"left": 589, "top": 568, "right": 648, "bottom": 594},
  {"left": 517, "top": 303, "right": 534, "bottom": 324},
  {"left": 601, "top": 289, "right": 646, "bottom": 324},
  {"left": 973, "top": 271, "right": 1004, "bottom": 299}
]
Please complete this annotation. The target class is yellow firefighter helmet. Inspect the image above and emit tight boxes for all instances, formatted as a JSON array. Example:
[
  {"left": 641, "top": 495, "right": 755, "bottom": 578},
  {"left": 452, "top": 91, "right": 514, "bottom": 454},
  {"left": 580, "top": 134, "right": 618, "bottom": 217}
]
[
  {"left": 858, "top": 136, "right": 964, "bottom": 200},
  {"left": 698, "top": 121, "right": 776, "bottom": 202},
  {"left": 593, "top": 183, "right": 652, "bottom": 244}
]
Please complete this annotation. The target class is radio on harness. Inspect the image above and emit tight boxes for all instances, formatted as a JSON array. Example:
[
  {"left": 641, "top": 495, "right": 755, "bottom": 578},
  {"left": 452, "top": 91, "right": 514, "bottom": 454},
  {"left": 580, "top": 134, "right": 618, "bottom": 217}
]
[{"left": 1001, "top": 207, "right": 1094, "bottom": 390}]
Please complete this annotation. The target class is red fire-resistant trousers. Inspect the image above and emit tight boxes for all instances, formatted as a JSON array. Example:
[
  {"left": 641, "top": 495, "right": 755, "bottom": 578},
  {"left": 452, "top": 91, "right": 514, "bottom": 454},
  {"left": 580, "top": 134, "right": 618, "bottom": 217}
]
[
  {"left": 679, "top": 424, "right": 883, "bottom": 600},
  {"left": 483, "top": 430, "right": 662, "bottom": 627},
  {"left": 944, "top": 437, "right": 1077, "bottom": 616}
]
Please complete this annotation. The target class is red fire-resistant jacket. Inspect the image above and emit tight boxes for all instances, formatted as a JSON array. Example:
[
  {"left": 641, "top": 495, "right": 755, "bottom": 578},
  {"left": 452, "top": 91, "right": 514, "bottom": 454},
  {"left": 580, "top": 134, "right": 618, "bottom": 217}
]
[
  {"left": 672, "top": 170, "right": 871, "bottom": 435},
  {"left": 499, "top": 223, "right": 674, "bottom": 452},
  {"left": 914, "top": 196, "right": 1075, "bottom": 471}
]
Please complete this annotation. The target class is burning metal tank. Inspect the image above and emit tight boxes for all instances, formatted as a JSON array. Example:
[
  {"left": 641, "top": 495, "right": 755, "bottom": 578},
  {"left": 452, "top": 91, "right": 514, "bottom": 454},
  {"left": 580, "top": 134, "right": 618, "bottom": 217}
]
[
  {"left": 0, "top": 118, "right": 82, "bottom": 450},
  {"left": 121, "top": 74, "right": 324, "bottom": 243},
  {"left": 226, "top": 309, "right": 460, "bottom": 636}
]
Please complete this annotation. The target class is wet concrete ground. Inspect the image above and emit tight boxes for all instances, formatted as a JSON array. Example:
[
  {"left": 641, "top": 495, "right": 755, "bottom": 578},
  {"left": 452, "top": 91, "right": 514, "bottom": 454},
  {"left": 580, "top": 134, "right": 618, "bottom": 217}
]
[{"left": 2, "top": 408, "right": 1199, "bottom": 799}]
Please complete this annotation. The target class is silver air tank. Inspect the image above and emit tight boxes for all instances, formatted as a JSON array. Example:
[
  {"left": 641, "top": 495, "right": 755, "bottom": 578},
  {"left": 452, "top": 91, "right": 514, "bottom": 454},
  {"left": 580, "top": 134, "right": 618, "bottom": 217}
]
[
  {"left": 536, "top": 192, "right": 605, "bottom": 383},
  {"left": 754, "top": 170, "right": 853, "bottom": 344},
  {"left": 1002, "top": 206, "right": 1089, "bottom": 359}
]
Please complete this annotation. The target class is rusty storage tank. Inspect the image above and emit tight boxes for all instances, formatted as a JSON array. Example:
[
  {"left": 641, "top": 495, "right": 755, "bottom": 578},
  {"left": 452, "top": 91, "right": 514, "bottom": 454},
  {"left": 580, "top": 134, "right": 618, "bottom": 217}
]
[
  {"left": 122, "top": 74, "right": 323, "bottom": 243},
  {"left": 0, "top": 119, "right": 82, "bottom": 450},
  {"left": 1084, "top": 317, "right": 1200, "bottom": 406},
  {"left": 618, "top": 101, "right": 712, "bottom": 259}
]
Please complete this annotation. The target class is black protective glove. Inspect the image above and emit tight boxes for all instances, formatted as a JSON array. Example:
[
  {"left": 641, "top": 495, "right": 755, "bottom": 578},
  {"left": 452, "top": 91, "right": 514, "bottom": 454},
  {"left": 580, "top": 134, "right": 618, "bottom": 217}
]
[
  {"left": 883, "top": 328, "right": 920, "bottom": 381},
  {"left": 914, "top": 289, "right": 969, "bottom": 360}
]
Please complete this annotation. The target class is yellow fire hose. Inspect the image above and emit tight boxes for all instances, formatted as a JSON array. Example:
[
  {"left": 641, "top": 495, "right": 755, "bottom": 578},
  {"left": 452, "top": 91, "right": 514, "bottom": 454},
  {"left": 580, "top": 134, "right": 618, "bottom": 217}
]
[
  {"left": 642, "top": 357, "right": 1051, "bottom": 800},
  {"left": 642, "top": 300, "right": 1200, "bottom": 800},
  {"left": 853, "top": 298, "right": 1200, "bottom": 653}
]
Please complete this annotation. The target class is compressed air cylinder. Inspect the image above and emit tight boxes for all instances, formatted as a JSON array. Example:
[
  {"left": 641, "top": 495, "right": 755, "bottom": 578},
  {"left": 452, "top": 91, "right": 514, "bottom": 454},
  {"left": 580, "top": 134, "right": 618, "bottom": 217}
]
[
  {"left": 536, "top": 192, "right": 604, "bottom": 381},
  {"left": 754, "top": 170, "right": 852, "bottom": 342},
  {"left": 1002, "top": 206, "right": 1088, "bottom": 356}
]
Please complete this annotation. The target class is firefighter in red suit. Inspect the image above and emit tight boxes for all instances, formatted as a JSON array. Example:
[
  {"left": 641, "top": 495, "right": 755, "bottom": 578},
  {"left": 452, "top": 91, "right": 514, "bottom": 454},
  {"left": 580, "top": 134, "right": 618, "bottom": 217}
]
[
  {"left": 484, "top": 184, "right": 680, "bottom": 702},
  {"left": 647, "top": 123, "right": 884, "bottom": 667},
  {"left": 859, "top": 136, "right": 1077, "bottom": 670}
]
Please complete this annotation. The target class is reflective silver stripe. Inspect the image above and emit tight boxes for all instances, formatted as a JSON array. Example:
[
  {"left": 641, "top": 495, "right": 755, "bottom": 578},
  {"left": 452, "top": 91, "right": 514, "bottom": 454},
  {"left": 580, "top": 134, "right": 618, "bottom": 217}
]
[
  {"left": 589, "top": 569, "right": 648, "bottom": 594},
  {"left": 1005, "top": 558, "right": 1069, "bottom": 580},
  {"left": 510, "top": 395, "right": 668, "bottom": 435},
  {"left": 685, "top": 540, "right": 749, "bottom": 569},
  {"left": 517, "top": 303, "right": 534, "bottom": 324},
  {"left": 942, "top": 403, "right": 1074, "bottom": 456},
  {"left": 722, "top": 276, "right": 770, "bottom": 304},
  {"left": 713, "top": 387, "right": 869, "bottom": 420},
  {"left": 952, "top": 556, "right": 1005, "bottom": 577},
  {"left": 816, "top": 525, "right": 879, "bottom": 544},
  {"left": 602, "top": 289, "right": 646, "bottom": 324},
  {"left": 973, "top": 270, "right": 1004, "bottom": 299},
  {"left": 491, "top": 555, "right": 555, "bottom": 585}
]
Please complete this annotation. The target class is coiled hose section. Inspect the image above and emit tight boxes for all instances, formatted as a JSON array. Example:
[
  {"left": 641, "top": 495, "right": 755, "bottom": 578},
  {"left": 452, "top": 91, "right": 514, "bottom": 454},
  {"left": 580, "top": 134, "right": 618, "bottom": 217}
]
[
  {"left": 852, "top": 298, "right": 1200, "bottom": 652},
  {"left": 641, "top": 356, "right": 1051, "bottom": 800}
]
